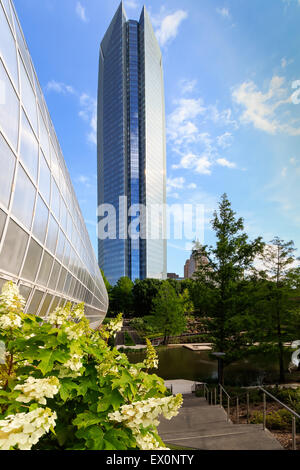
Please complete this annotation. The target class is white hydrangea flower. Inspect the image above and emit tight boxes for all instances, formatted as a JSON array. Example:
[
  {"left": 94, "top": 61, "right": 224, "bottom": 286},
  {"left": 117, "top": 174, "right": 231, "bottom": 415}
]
[
  {"left": 0, "top": 408, "right": 57, "bottom": 450},
  {"left": 0, "top": 313, "right": 22, "bottom": 330},
  {"left": 0, "top": 282, "right": 25, "bottom": 312},
  {"left": 47, "top": 306, "right": 70, "bottom": 326},
  {"left": 58, "top": 354, "right": 83, "bottom": 378},
  {"left": 135, "top": 432, "right": 169, "bottom": 450},
  {"left": 108, "top": 395, "right": 183, "bottom": 437},
  {"left": 14, "top": 377, "right": 60, "bottom": 405}
]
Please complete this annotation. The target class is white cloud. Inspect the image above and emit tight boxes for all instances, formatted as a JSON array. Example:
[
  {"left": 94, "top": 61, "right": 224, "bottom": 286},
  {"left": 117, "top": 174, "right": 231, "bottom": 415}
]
[
  {"left": 216, "top": 158, "right": 236, "bottom": 168},
  {"left": 195, "top": 156, "right": 213, "bottom": 175},
  {"left": 216, "top": 7, "right": 230, "bottom": 18},
  {"left": 79, "top": 93, "right": 97, "bottom": 145},
  {"left": 232, "top": 75, "right": 300, "bottom": 135},
  {"left": 76, "top": 2, "right": 88, "bottom": 22},
  {"left": 124, "top": 0, "right": 139, "bottom": 9},
  {"left": 188, "top": 183, "right": 197, "bottom": 189},
  {"left": 216, "top": 132, "right": 233, "bottom": 149},
  {"left": 281, "top": 57, "right": 294, "bottom": 68},
  {"left": 46, "top": 81, "right": 96, "bottom": 145},
  {"left": 46, "top": 81, "right": 75, "bottom": 95},
  {"left": 180, "top": 79, "right": 197, "bottom": 94},
  {"left": 154, "top": 9, "right": 188, "bottom": 47},
  {"left": 75, "top": 175, "right": 92, "bottom": 188},
  {"left": 167, "top": 177, "right": 185, "bottom": 192}
]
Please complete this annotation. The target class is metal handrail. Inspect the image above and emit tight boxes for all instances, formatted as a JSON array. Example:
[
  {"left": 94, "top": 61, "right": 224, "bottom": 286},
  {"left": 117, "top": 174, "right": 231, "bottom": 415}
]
[
  {"left": 219, "top": 383, "right": 231, "bottom": 399},
  {"left": 258, "top": 387, "right": 300, "bottom": 420}
]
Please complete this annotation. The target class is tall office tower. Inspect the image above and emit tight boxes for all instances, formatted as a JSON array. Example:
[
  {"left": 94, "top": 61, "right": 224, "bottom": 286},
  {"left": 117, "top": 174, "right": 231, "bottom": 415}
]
[
  {"left": 0, "top": 0, "right": 108, "bottom": 328},
  {"left": 97, "top": 2, "right": 167, "bottom": 285}
]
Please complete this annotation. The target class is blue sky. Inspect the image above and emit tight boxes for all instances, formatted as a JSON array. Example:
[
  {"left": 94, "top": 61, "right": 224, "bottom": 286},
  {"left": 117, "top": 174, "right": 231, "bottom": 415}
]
[{"left": 14, "top": 0, "right": 300, "bottom": 277}]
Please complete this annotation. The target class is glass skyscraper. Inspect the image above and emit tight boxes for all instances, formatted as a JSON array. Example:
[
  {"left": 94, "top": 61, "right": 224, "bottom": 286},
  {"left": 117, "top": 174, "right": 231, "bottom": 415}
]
[
  {"left": 0, "top": 0, "right": 108, "bottom": 328},
  {"left": 97, "top": 2, "right": 167, "bottom": 286}
]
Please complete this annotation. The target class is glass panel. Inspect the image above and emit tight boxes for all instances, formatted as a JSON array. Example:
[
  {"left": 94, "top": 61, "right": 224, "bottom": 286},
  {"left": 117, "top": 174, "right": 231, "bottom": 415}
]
[
  {"left": 39, "top": 151, "right": 50, "bottom": 204},
  {"left": 51, "top": 179, "right": 60, "bottom": 221},
  {"left": 26, "top": 289, "right": 43, "bottom": 315},
  {"left": 64, "top": 272, "right": 72, "bottom": 295},
  {"left": 60, "top": 200, "right": 67, "bottom": 233},
  {"left": 0, "top": 133, "right": 15, "bottom": 208},
  {"left": 0, "top": 219, "right": 28, "bottom": 275},
  {"left": 0, "top": 3, "right": 18, "bottom": 90},
  {"left": 18, "top": 284, "right": 32, "bottom": 303},
  {"left": 49, "top": 296, "right": 59, "bottom": 313},
  {"left": 46, "top": 215, "right": 58, "bottom": 254},
  {"left": 12, "top": 164, "right": 35, "bottom": 229},
  {"left": 32, "top": 195, "right": 48, "bottom": 244},
  {"left": 56, "top": 229, "right": 65, "bottom": 262},
  {"left": 0, "top": 209, "right": 6, "bottom": 242},
  {"left": 37, "top": 251, "right": 53, "bottom": 287},
  {"left": 20, "top": 110, "right": 38, "bottom": 182},
  {"left": 38, "top": 107, "right": 50, "bottom": 163},
  {"left": 0, "top": 59, "right": 19, "bottom": 150},
  {"left": 48, "top": 260, "right": 60, "bottom": 290},
  {"left": 2, "top": 0, "right": 14, "bottom": 32},
  {"left": 57, "top": 267, "right": 67, "bottom": 293},
  {"left": 21, "top": 238, "right": 42, "bottom": 282},
  {"left": 13, "top": 10, "right": 34, "bottom": 86},
  {"left": 20, "top": 57, "right": 37, "bottom": 134},
  {"left": 39, "top": 294, "right": 52, "bottom": 317}
]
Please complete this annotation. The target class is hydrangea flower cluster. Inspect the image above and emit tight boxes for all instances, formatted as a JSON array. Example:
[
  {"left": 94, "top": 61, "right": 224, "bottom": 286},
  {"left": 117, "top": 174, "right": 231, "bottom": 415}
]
[
  {"left": 0, "top": 282, "right": 24, "bottom": 330},
  {"left": 0, "top": 408, "right": 57, "bottom": 450},
  {"left": 135, "top": 432, "right": 169, "bottom": 451},
  {"left": 14, "top": 377, "right": 60, "bottom": 405},
  {"left": 143, "top": 339, "right": 159, "bottom": 370},
  {"left": 106, "top": 313, "right": 123, "bottom": 338},
  {"left": 58, "top": 354, "right": 83, "bottom": 378},
  {"left": 47, "top": 305, "right": 71, "bottom": 326},
  {"left": 108, "top": 394, "right": 183, "bottom": 435}
]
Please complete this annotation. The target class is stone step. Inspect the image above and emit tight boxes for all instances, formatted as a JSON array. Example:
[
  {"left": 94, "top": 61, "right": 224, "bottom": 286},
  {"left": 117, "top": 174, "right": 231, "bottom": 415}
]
[
  {"left": 159, "top": 422, "right": 263, "bottom": 440},
  {"left": 162, "top": 428, "right": 282, "bottom": 451}
]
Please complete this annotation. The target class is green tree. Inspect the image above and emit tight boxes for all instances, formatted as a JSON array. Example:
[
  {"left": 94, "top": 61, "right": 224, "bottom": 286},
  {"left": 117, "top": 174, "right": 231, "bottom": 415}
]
[
  {"left": 252, "top": 238, "right": 300, "bottom": 382},
  {"left": 110, "top": 277, "right": 134, "bottom": 317},
  {"left": 132, "top": 279, "right": 162, "bottom": 317},
  {"left": 193, "top": 194, "right": 264, "bottom": 373},
  {"left": 152, "top": 282, "right": 186, "bottom": 345},
  {"left": 100, "top": 268, "right": 111, "bottom": 294}
]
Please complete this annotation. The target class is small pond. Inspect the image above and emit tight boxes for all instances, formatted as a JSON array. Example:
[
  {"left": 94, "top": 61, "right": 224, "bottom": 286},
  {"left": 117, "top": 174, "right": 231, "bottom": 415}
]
[{"left": 126, "top": 347, "right": 300, "bottom": 386}]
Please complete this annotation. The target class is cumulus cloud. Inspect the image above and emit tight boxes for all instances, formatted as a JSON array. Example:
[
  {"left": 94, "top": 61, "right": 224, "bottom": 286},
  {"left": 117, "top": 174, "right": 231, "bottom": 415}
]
[
  {"left": 152, "top": 8, "right": 188, "bottom": 47},
  {"left": 46, "top": 81, "right": 96, "bottom": 145},
  {"left": 167, "top": 177, "right": 185, "bottom": 192},
  {"left": 216, "top": 132, "right": 233, "bottom": 149},
  {"left": 216, "top": 158, "right": 236, "bottom": 168},
  {"left": 232, "top": 75, "right": 300, "bottom": 135},
  {"left": 79, "top": 93, "right": 97, "bottom": 145},
  {"left": 216, "top": 7, "right": 230, "bottom": 18},
  {"left": 76, "top": 2, "right": 88, "bottom": 22},
  {"left": 180, "top": 79, "right": 197, "bottom": 94},
  {"left": 46, "top": 81, "right": 75, "bottom": 95},
  {"left": 124, "top": 0, "right": 139, "bottom": 9},
  {"left": 168, "top": 82, "right": 238, "bottom": 175}
]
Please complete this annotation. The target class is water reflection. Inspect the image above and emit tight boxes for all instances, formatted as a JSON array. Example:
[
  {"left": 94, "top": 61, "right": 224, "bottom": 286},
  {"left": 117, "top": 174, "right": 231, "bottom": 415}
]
[{"left": 126, "top": 347, "right": 300, "bottom": 386}]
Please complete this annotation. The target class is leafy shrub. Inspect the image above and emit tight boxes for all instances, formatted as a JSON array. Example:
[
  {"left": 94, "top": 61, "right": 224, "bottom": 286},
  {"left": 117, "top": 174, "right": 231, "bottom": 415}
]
[
  {"left": 124, "top": 332, "right": 135, "bottom": 347},
  {"left": 250, "top": 409, "right": 292, "bottom": 430},
  {"left": 0, "top": 282, "right": 182, "bottom": 450}
]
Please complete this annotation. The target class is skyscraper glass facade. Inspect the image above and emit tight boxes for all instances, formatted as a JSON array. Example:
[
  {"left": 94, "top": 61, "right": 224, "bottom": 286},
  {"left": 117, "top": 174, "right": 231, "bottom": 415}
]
[
  {"left": 98, "top": 2, "right": 167, "bottom": 286},
  {"left": 0, "top": 0, "right": 108, "bottom": 328}
]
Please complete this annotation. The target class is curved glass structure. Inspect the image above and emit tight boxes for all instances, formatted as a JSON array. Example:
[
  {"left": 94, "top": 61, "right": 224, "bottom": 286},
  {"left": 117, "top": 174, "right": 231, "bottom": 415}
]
[
  {"left": 97, "top": 2, "right": 167, "bottom": 286},
  {"left": 0, "top": 0, "right": 108, "bottom": 328}
]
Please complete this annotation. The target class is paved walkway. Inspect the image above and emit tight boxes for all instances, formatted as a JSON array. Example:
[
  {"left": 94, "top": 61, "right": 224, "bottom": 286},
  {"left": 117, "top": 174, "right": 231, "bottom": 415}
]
[
  {"left": 158, "top": 395, "right": 283, "bottom": 450},
  {"left": 164, "top": 380, "right": 203, "bottom": 395}
]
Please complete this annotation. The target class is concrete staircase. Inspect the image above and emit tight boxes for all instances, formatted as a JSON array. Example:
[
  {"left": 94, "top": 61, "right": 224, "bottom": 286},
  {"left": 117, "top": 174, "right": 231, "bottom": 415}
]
[{"left": 158, "top": 395, "right": 283, "bottom": 450}]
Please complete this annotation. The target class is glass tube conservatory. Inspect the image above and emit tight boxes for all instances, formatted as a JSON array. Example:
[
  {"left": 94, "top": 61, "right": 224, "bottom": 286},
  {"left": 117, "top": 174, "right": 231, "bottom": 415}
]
[{"left": 0, "top": 0, "right": 108, "bottom": 328}]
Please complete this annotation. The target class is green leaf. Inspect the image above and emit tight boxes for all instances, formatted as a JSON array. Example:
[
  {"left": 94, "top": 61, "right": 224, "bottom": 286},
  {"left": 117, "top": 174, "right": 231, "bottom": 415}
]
[{"left": 73, "top": 412, "right": 103, "bottom": 429}]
